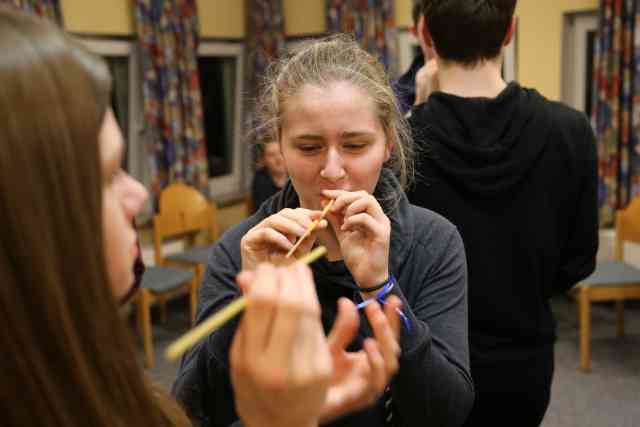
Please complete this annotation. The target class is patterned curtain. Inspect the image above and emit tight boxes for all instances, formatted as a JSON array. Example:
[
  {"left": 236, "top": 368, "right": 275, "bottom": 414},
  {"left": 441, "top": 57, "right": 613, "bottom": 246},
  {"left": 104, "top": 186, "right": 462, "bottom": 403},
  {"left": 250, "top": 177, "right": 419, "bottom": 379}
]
[
  {"left": 592, "top": 0, "right": 640, "bottom": 225},
  {"left": 1, "top": 0, "right": 62, "bottom": 23},
  {"left": 245, "top": 0, "right": 285, "bottom": 155},
  {"left": 134, "top": 0, "right": 209, "bottom": 203},
  {"left": 327, "top": 0, "right": 397, "bottom": 75}
]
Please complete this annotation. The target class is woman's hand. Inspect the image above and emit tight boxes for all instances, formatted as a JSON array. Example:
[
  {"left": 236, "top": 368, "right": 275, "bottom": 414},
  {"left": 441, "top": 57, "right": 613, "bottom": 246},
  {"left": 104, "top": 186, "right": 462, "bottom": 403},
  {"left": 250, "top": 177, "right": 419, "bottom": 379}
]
[
  {"left": 230, "top": 263, "right": 332, "bottom": 427},
  {"left": 320, "top": 296, "right": 403, "bottom": 424},
  {"left": 240, "top": 208, "right": 328, "bottom": 270},
  {"left": 322, "top": 189, "right": 391, "bottom": 293}
]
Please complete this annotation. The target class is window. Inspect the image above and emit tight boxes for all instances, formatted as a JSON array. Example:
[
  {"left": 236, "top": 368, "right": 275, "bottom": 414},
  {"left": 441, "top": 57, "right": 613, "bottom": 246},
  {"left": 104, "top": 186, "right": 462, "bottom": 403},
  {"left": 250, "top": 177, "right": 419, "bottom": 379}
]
[
  {"left": 198, "top": 41, "right": 245, "bottom": 201},
  {"left": 76, "top": 38, "right": 151, "bottom": 219},
  {"left": 562, "top": 12, "right": 598, "bottom": 114}
]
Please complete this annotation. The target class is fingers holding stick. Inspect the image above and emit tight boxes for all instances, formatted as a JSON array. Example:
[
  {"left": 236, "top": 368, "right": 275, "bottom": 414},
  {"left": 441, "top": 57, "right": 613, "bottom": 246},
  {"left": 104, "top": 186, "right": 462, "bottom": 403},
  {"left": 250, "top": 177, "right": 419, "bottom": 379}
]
[{"left": 285, "top": 199, "right": 334, "bottom": 259}]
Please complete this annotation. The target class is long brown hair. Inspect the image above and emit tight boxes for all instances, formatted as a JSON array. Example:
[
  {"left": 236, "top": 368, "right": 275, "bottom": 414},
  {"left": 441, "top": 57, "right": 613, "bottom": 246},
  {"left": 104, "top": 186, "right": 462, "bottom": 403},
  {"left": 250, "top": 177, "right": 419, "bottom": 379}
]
[{"left": 0, "top": 9, "right": 189, "bottom": 427}]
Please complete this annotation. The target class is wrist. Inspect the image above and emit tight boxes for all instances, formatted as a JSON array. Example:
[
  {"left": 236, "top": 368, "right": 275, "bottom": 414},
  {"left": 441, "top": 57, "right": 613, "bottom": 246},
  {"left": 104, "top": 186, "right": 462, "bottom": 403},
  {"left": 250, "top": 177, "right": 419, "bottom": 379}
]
[{"left": 358, "top": 272, "right": 390, "bottom": 299}]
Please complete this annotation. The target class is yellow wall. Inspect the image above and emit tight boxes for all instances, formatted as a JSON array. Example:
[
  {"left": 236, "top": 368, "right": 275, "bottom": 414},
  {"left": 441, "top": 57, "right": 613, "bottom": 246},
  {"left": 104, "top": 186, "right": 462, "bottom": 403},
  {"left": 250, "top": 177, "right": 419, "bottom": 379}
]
[
  {"left": 284, "top": 0, "right": 325, "bottom": 36},
  {"left": 516, "top": 0, "right": 598, "bottom": 100},
  {"left": 61, "top": 0, "right": 245, "bottom": 38},
  {"left": 199, "top": 0, "right": 245, "bottom": 38},
  {"left": 396, "top": 0, "right": 413, "bottom": 29},
  {"left": 284, "top": 0, "right": 411, "bottom": 36},
  {"left": 61, "top": 0, "right": 135, "bottom": 35}
]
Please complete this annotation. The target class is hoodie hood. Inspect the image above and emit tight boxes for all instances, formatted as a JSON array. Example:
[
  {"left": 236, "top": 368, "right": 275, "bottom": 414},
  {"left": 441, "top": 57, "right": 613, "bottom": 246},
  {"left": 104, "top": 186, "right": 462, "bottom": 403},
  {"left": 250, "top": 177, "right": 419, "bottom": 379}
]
[{"left": 411, "top": 82, "right": 552, "bottom": 196}]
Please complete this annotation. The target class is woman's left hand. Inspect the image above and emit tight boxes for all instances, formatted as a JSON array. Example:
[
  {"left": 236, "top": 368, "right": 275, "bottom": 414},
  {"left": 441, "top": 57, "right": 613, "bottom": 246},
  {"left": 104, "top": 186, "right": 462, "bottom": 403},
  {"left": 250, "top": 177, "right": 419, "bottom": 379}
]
[{"left": 322, "top": 189, "right": 390, "bottom": 293}]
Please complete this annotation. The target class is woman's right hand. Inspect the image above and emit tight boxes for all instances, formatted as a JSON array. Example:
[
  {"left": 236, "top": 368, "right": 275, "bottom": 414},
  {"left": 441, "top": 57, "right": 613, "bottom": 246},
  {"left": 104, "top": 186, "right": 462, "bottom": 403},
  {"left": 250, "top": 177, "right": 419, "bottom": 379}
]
[
  {"left": 240, "top": 208, "right": 327, "bottom": 270},
  {"left": 230, "top": 263, "right": 332, "bottom": 427}
]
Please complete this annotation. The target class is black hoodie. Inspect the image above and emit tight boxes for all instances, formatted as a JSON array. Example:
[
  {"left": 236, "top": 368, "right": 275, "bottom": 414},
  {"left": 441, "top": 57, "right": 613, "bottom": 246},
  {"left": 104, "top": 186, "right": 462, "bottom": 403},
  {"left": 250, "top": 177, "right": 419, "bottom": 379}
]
[
  {"left": 173, "top": 172, "right": 474, "bottom": 427},
  {"left": 407, "top": 82, "right": 598, "bottom": 364}
]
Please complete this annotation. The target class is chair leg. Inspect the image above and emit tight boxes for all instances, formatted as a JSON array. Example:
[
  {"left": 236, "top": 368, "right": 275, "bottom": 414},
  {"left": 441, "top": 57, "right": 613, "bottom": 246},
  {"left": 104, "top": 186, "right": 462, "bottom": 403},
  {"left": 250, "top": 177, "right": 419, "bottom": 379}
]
[
  {"left": 138, "top": 290, "right": 155, "bottom": 369},
  {"left": 195, "top": 264, "right": 204, "bottom": 293},
  {"left": 189, "top": 277, "right": 198, "bottom": 326},
  {"left": 616, "top": 300, "right": 625, "bottom": 338},
  {"left": 579, "top": 287, "right": 591, "bottom": 372},
  {"left": 159, "top": 298, "right": 168, "bottom": 324}
]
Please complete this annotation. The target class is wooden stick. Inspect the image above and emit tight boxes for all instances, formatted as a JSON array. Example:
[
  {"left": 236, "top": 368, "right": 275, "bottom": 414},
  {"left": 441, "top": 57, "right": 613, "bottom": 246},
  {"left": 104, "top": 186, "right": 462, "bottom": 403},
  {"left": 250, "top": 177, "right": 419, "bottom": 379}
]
[
  {"left": 285, "top": 199, "right": 334, "bottom": 259},
  {"left": 165, "top": 246, "right": 328, "bottom": 361}
]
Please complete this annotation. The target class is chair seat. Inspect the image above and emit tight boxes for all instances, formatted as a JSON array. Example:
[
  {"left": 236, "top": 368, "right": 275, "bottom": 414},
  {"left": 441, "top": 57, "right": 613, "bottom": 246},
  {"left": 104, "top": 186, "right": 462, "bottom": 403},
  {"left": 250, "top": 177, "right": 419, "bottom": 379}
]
[
  {"left": 141, "top": 266, "right": 194, "bottom": 293},
  {"left": 578, "top": 261, "right": 640, "bottom": 288},
  {"left": 166, "top": 245, "right": 213, "bottom": 265}
]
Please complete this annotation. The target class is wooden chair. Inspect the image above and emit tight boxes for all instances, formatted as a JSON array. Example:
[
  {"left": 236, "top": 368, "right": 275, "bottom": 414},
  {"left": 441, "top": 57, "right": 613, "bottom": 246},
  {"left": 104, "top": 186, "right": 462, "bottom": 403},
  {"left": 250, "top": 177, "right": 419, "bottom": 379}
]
[
  {"left": 574, "top": 196, "right": 640, "bottom": 371},
  {"left": 153, "top": 183, "right": 219, "bottom": 324},
  {"left": 136, "top": 266, "right": 196, "bottom": 368},
  {"left": 245, "top": 192, "right": 256, "bottom": 216}
]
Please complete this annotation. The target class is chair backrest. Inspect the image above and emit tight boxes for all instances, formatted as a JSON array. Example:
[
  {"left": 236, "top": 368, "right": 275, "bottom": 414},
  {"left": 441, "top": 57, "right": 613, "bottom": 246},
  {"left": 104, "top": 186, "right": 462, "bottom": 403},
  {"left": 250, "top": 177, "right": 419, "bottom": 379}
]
[
  {"left": 245, "top": 192, "right": 255, "bottom": 216},
  {"left": 153, "top": 183, "right": 219, "bottom": 266},
  {"left": 615, "top": 196, "right": 640, "bottom": 261}
]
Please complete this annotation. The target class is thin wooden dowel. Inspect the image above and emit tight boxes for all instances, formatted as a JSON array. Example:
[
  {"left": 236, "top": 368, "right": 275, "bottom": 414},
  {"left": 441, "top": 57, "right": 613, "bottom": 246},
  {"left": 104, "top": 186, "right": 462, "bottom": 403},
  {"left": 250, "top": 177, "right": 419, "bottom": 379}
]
[
  {"left": 165, "top": 245, "right": 328, "bottom": 361},
  {"left": 285, "top": 199, "right": 334, "bottom": 259}
]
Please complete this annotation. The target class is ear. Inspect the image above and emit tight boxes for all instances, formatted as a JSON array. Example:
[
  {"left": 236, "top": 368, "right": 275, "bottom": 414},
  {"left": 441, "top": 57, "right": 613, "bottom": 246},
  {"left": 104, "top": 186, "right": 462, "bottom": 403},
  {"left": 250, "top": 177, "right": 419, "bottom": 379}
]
[
  {"left": 409, "top": 23, "right": 417, "bottom": 37},
  {"left": 503, "top": 16, "right": 517, "bottom": 47},
  {"left": 419, "top": 15, "right": 434, "bottom": 49}
]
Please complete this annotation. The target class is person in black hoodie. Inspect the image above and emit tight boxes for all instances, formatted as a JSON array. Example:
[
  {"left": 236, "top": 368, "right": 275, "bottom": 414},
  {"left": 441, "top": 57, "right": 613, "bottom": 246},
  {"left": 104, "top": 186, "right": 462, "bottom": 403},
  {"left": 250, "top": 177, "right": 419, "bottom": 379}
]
[
  {"left": 173, "top": 35, "right": 475, "bottom": 427},
  {"left": 407, "top": 1, "right": 599, "bottom": 426}
]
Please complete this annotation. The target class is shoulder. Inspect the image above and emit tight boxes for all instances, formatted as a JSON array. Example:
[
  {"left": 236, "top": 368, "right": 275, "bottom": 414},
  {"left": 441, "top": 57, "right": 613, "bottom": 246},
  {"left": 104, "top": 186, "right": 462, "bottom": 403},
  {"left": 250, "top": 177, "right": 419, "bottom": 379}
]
[
  {"left": 524, "top": 86, "right": 593, "bottom": 141},
  {"left": 406, "top": 204, "right": 463, "bottom": 258}
]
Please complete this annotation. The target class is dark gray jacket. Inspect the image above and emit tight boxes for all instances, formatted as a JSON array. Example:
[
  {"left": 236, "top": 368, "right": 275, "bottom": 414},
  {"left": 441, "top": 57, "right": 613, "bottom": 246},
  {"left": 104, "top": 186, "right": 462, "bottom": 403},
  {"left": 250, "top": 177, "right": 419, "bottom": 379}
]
[{"left": 173, "top": 173, "right": 474, "bottom": 427}]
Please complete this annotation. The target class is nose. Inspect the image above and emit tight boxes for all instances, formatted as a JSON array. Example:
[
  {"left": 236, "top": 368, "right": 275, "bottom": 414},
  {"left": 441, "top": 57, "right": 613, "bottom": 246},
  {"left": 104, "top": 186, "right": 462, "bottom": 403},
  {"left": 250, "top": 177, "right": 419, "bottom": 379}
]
[
  {"left": 122, "top": 174, "right": 149, "bottom": 220},
  {"left": 320, "top": 147, "right": 346, "bottom": 182}
]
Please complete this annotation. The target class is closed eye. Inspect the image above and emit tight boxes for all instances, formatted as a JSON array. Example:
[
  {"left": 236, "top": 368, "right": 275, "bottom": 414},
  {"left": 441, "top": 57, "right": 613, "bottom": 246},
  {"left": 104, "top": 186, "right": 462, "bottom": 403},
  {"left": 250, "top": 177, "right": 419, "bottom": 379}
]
[
  {"left": 297, "top": 144, "right": 322, "bottom": 153},
  {"left": 343, "top": 142, "right": 369, "bottom": 152}
]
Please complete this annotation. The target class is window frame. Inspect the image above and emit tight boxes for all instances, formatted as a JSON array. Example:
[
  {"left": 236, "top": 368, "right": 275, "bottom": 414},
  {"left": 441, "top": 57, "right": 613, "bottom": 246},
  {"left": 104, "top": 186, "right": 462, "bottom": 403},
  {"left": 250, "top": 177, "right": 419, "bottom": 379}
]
[
  {"left": 198, "top": 41, "right": 246, "bottom": 202},
  {"left": 75, "top": 38, "right": 141, "bottom": 159}
]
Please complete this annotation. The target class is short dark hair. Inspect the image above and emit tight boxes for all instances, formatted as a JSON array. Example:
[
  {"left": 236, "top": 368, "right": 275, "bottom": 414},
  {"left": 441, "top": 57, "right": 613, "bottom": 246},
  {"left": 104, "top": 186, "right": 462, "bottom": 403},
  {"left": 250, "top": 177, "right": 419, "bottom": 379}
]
[{"left": 421, "top": 0, "right": 517, "bottom": 65}]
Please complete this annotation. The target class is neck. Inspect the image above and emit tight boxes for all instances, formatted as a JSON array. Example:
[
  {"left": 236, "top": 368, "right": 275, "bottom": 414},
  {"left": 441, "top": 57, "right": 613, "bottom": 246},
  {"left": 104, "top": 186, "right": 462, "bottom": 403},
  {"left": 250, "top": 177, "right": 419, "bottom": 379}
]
[{"left": 437, "top": 57, "right": 507, "bottom": 99}]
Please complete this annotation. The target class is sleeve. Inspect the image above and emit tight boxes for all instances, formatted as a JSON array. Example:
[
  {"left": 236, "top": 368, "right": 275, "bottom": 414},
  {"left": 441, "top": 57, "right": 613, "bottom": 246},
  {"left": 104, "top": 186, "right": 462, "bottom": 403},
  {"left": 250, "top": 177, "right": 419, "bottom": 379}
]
[
  {"left": 387, "top": 227, "right": 474, "bottom": 427},
  {"left": 553, "top": 117, "right": 599, "bottom": 294},
  {"left": 172, "top": 238, "right": 245, "bottom": 427}
]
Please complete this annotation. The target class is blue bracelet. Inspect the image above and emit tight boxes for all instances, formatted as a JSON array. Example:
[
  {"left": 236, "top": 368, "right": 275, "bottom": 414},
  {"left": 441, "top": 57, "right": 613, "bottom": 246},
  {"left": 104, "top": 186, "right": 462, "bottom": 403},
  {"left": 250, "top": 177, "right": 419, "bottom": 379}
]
[{"left": 356, "top": 275, "right": 411, "bottom": 333}]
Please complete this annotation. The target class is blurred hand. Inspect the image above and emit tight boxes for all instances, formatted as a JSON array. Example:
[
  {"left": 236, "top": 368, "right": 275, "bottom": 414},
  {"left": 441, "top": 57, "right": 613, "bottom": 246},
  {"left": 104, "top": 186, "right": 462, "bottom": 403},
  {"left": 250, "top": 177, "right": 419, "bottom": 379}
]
[
  {"left": 320, "top": 296, "right": 403, "bottom": 424},
  {"left": 230, "top": 263, "right": 331, "bottom": 427}
]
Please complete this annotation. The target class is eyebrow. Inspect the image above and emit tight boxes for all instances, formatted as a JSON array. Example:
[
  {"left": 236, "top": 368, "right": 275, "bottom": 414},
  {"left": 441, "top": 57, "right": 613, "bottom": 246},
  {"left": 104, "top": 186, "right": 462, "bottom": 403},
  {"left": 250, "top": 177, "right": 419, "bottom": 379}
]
[
  {"left": 292, "top": 131, "right": 375, "bottom": 141},
  {"left": 342, "top": 131, "right": 375, "bottom": 139}
]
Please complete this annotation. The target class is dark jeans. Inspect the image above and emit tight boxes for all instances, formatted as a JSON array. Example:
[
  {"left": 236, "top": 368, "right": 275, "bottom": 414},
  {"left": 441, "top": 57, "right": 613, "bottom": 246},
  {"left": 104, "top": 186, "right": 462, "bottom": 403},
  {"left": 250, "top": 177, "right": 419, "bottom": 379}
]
[{"left": 463, "top": 350, "right": 554, "bottom": 427}]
